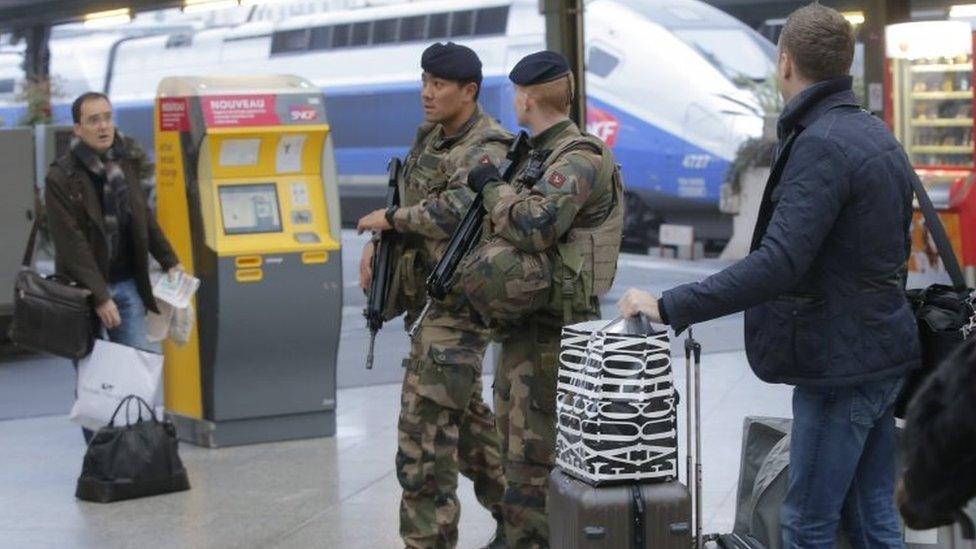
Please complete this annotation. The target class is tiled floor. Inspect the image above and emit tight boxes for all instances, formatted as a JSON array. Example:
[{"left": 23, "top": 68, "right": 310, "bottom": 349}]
[
  {"left": 0, "top": 350, "right": 793, "bottom": 548},
  {"left": 0, "top": 230, "right": 800, "bottom": 547}
]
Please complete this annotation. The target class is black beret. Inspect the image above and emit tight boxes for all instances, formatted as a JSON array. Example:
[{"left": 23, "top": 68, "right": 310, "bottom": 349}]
[
  {"left": 421, "top": 42, "right": 482, "bottom": 82},
  {"left": 509, "top": 50, "right": 570, "bottom": 86}
]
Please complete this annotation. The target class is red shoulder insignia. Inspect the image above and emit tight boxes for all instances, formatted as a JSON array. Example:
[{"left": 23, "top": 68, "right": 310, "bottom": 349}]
[{"left": 548, "top": 171, "right": 566, "bottom": 188}]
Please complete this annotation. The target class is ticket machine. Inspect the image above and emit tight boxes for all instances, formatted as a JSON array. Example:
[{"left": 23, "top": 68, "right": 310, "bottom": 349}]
[{"left": 154, "top": 75, "right": 342, "bottom": 447}]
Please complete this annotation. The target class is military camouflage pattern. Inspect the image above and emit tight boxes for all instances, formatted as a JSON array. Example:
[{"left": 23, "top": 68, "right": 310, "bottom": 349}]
[
  {"left": 481, "top": 120, "right": 616, "bottom": 255},
  {"left": 391, "top": 106, "right": 513, "bottom": 548},
  {"left": 458, "top": 235, "right": 552, "bottom": 324},
  {"left": 397, "top": 304, "right": 506, "bottom": 548},
  {"left": 482, "top": 119, "right": 619, "bottom": 548},
  {"left": 393, "top": 106, "right": 511, "bottom": 290},
  {"left": 494, "top": 321, "right": 562, "bottom": 549}
]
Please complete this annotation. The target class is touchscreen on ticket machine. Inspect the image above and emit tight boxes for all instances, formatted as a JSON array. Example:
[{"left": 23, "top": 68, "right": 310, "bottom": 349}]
[{"left": 154, "top": 75, "right": 341, "bottom": 447}]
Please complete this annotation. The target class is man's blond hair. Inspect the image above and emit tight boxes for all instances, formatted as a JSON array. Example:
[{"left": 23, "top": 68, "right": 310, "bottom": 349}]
[{"left": 524, "top": 72, "right": 574, "bottom": 115}]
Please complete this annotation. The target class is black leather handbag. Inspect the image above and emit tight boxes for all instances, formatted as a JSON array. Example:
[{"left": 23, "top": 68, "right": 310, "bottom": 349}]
[
  {"left": 895, "top": 174, "right": 976, "bottom": 418},
  {"left": 76, "top": 395, "right": 191, "bottom": 503},
  {"left": 8, "top": 219, "right": 96, "bottom": 360}
]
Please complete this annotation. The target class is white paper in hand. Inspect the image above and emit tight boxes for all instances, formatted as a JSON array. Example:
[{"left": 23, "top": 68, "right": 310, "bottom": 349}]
[{"left": 153, "top": 271, "right": 200, "bottom": 309}]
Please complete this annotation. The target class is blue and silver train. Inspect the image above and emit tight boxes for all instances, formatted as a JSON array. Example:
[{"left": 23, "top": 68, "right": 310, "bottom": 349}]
[{"left": 0, "top": 0, "right": 774, "bottom": 247}]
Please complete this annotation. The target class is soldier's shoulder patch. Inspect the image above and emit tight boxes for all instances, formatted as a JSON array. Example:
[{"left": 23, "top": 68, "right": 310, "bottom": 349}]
[
  {"left": 548, "top": 171, "right": 566, "bottom": 188},
  {"left": 479, "top": 154, "right": 492, "bottom": 165}
]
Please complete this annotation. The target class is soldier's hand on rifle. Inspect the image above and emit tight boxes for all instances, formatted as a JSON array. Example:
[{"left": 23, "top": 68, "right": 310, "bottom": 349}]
[
  {"left": 467, "top": 162, "right": 502, "bottom": 193},
  {"left": 359, "top": 240, "right": 375, "bottom": 293},
  {"left": 357, "top": 208, "right": 392, "bottom": 234}
]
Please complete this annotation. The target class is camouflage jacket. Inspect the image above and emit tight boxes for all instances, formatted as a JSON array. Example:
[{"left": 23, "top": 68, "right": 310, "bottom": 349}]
[
  {"left": 385, "top": 106, "right": 511, "bottom": 324},
  {"left": 393, "top": 106, "right": 511, "bottom": 262},
  {"left": 482, "top": 119, "right": 616, "bottom": 253}
]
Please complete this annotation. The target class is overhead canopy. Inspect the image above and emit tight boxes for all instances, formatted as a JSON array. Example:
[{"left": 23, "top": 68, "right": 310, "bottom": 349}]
[
  {"left": 0, "top": 0, "right": 182, "bottom": 31},
  {"left": 706, "top": 0, "right": 959, "bottom": 27},
  {"left": 0, "top": 0, "right": 963, "bottom": 32}
]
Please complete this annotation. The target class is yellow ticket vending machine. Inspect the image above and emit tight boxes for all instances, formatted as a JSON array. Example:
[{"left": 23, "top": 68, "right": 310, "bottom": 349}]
[{"left": 154, "top": 75, "right": 342, "bottom": 447}]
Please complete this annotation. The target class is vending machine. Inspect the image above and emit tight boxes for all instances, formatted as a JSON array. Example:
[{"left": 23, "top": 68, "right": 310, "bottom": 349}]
[{"left": 886, "top": 21, "right": 976, "bottom": 286}]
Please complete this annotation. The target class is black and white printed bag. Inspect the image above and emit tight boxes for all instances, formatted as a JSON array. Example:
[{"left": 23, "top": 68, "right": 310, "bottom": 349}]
[{"left": 555, "top": 315, "right": 678, "bottom": 486}]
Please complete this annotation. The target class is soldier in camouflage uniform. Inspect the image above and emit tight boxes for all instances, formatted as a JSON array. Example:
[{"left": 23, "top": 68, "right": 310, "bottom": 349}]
[
  {"left": 356, "top": 42, "right": 511, "bottom": 549},
  {"left": 463, "top": 51, "right": 625, "bottom": 548}
]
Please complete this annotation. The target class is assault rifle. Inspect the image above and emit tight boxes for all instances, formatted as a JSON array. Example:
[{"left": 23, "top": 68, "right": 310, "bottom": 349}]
[
  {"left": 408, "top": 131, "right": 530, "bottom": 337},
  {"left": 364, "top": 157, "right": 402, "bottom": 369}
]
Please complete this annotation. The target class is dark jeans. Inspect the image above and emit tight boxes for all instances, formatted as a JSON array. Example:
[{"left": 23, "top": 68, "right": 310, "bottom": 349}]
[{"left": 781, "top": 376, "right": 906, "bottom": 549}]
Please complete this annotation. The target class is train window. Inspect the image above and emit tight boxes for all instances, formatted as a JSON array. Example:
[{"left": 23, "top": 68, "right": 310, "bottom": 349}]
[
  {"left": 400, "top": 15, "right": 426, "bottom": 42},
  {"left": 271, "top": 29, "right": 309, "bottom": 54},
  {"left": 450, "top": 10, "right": 475, "bottom": 37},
  {"left": 310, "top": 26, "right": 332, "bottom": 50},
  {"left": 165, "top": 33, "right": 193, "bottom": 49},
  {"left": 588, "top": 46, "right": 620, "bottom": 78},
  {"left": 332, "top": 24, "right": 351, "bottom": 48},
  {"left": 474, "top": 6, "right": 508, "bottom": 35},
  {"left": 0, "top": 79, "right": 14, "bottom": 94},
  {"left": 428, "top": 13, "right": 448, "bottom": 39},
  {"left": 373, "top": 18, "right": 398, "bottom": 45},
  {"left": 351, "top": 21, "right": 370, "bottom": 46},
  {"left": 674, "top": 29, "right": 772, "bottom": 81}
]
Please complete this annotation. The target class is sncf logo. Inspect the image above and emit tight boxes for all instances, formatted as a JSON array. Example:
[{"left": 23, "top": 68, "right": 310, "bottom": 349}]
[
  {"left": 289, "top": 105, "right": 318, "bottom": 121},
  {"left": 586, "top": 104, "right": 620, "bottom": 147}
]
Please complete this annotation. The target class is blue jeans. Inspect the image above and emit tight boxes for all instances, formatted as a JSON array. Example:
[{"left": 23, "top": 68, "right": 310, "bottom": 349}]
[
  {"left": 781, "top": 376, "right": 906, "bottom": 549},
  {"left": 105, "top": 278, "right": 159, "bottom": 354}
]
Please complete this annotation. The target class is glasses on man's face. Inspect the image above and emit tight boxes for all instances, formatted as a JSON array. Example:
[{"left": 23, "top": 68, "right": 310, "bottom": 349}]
[{"left": 83, "top": 112, "right": 113, "bottom": 127}]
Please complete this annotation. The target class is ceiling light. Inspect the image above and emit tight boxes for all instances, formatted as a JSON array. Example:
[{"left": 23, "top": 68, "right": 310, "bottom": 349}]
[
  {"left": 182, "top": 0, "right": 240, "bottom": 14},
  {"left": 950, "top": 4, "right": 976, "bottom": 18},
  {"left": 83, "top": 8, "right": 132, "bottom": 27},
  {"left": 842, "top": 11, "right": 865, "bottom": 26}
]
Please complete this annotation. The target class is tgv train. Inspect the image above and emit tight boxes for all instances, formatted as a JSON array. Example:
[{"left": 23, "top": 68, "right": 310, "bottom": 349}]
[{"left": 0, "top": 0, "right": 774, "bottom": 247}]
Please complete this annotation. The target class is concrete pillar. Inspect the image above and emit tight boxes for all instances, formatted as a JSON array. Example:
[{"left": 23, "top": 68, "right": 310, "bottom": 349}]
[
  {"left": 540, "top": 0, "right": 586, "bottom": 126},
  {"left": 22, "top": 24, "right": 50, "bottom": 81},
  {"left": 862, "top": 0, "right": 910, "bottom": 115}
]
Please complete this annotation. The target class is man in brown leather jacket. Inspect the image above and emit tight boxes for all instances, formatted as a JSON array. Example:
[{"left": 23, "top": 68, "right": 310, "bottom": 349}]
[{"left": 45, "top": 92, "right": 181, "bottom": 352}]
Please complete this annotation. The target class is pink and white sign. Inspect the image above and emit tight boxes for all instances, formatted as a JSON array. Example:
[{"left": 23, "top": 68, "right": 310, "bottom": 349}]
[
  {"left": 202, "top": 95, "right": 278, "bottom": 127},
  {"left": 158, "top": 98, "right": 190, "bottom": 132}
]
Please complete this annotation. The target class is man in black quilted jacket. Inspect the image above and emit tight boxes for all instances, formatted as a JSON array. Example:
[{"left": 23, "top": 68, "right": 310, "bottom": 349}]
[{"left": 619, "top": 4, "right": 920, "bottom": 548}]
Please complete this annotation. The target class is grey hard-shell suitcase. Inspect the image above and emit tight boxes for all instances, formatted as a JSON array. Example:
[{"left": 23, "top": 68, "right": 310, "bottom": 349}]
[{"left": 548, "top": 330, "right": 705, "bottom": 548}]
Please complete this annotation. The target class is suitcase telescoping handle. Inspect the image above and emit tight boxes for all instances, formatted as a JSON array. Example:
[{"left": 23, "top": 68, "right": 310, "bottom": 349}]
[{"left": 685, "top": 328, "right": 703, "bottom": 549}]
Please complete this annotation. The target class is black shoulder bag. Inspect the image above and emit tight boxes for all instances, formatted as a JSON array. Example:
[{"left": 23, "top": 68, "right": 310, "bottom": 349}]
[
  {"left": 8, "top": 219, "right": 96, "bottom": 360},
  {"left": 895, "top": 173, "right": 976, "bottom": 418},
  {"left": 76, "top": 395, "right": 191, "bottom": 502}
]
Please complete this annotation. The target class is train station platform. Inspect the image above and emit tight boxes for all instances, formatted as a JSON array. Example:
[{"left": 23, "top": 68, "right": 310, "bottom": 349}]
[
  {"left": 0, "top": 351, "right": 791, "bottom": 548},
  {"left": 0, "top": 231, "right": 795, "bottom": 548}
]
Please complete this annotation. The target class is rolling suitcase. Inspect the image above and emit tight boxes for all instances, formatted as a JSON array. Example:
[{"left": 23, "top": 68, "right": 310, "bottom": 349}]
[{"left": 548, "top": 329, "right": 706, "bottom": 548}]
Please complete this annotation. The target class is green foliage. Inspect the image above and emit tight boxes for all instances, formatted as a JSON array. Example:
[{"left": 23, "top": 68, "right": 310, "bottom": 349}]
[{"left": 16, "top": 77, "right": 61, "bottom": 126}]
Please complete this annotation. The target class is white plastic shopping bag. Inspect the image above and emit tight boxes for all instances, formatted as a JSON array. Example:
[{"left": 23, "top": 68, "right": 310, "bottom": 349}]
[
  {"left": 146, "top": 300, "right": 175, "bottom": 343},
  {"left": 70, "top": 339, "right": 164, "bottom": 431}
]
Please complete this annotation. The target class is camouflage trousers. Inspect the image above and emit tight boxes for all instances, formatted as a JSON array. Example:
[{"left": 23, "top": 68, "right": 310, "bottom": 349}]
[
  {"left": 396, "top": 306, "right": 506, "bottom": 549},
  {"left": 494, "top": 322, "right": 562, "bottom": 549}
]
